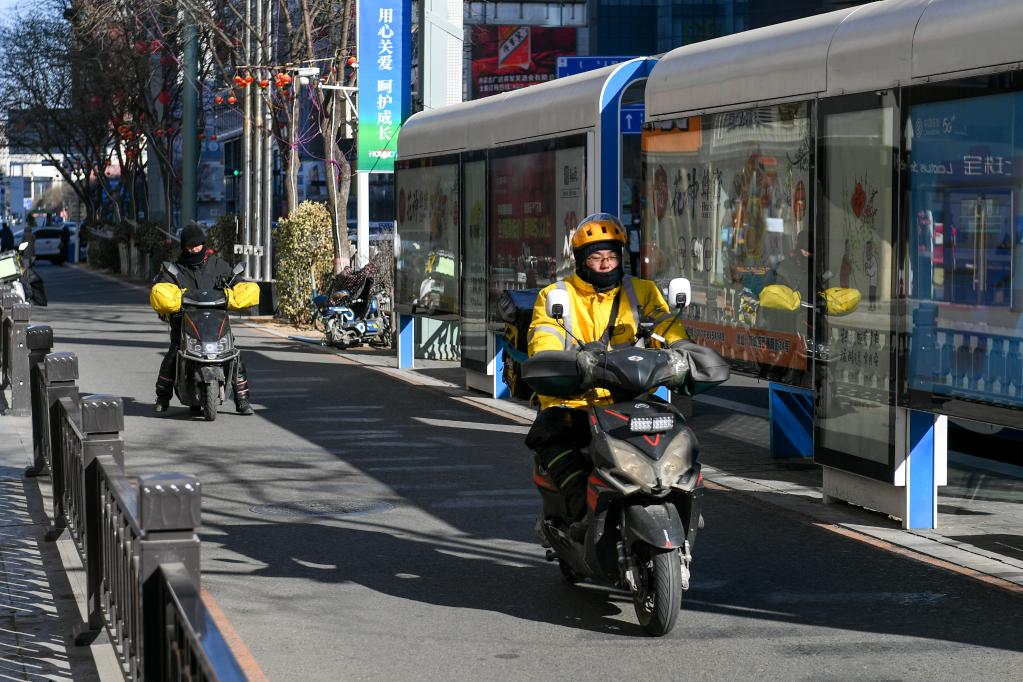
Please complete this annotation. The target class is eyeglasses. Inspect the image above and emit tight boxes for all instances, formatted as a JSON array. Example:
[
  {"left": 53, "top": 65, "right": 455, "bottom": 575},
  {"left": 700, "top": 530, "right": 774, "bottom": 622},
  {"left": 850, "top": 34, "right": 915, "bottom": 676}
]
[{"left": 585, "top": 253, "right": 621, "bottom": 266}]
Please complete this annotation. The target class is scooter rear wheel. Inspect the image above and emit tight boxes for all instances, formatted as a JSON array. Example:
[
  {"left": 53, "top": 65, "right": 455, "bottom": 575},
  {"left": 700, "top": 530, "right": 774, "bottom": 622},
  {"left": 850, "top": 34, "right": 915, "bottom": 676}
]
[
  {"left": 202, "top": 384, "right": 217, "bottom": 421},
  {"left": 632, "top": 546, "right": 682, "bottom": 636}
]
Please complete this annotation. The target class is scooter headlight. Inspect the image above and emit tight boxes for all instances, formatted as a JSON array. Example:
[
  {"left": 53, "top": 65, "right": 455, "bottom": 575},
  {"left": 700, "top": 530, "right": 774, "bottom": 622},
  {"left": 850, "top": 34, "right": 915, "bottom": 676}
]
[
  {"left": 658, "top": 430, "right": 698, "bottom": 488},
  {"left": 217, "top": 334, "right": 233, "bottom": 352},
  {"left": 185, "top": 337, "right": 203, "bottom": 354},
  {"left": 600, "top": 437, "right": 656, "bottom": 489}
]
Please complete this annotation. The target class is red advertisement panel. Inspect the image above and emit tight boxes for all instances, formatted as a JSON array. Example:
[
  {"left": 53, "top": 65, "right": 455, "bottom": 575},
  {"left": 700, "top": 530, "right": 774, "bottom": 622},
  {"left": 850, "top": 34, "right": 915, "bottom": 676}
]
[
  {"left": 490, "top": 151, "right": 558, "bottom": 299},
  {"left": 684, "top": 320, "right": 808, "bottom": 371},
  {"left": 471, "top": 25, "right": 577, "bottom": 99}
]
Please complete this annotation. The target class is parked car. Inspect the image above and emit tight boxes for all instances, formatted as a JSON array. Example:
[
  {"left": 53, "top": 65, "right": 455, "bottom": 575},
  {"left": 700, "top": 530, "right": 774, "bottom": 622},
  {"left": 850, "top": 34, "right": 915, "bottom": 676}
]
[{"left": 32, "top": 226, "right": 70, "bottom": 263}]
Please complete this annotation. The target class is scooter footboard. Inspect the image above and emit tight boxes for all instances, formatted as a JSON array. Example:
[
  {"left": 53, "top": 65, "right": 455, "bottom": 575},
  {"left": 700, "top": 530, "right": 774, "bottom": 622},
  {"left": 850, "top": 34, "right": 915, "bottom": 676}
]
[{"left": 622, "top": 503, "right": 686, "bottom": 551}]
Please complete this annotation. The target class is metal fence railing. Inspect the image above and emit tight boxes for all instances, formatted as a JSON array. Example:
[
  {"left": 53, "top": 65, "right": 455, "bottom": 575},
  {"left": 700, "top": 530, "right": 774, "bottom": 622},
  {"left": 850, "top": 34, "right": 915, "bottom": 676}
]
[{"left": 1, "top": 294, "right": 251, "bottom": 681}]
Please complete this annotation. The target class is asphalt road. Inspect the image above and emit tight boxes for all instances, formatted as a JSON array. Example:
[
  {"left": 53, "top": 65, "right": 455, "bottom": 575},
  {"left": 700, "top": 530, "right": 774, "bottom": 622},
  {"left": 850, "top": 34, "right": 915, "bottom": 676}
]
[{"left": 28, "top": 262, "right": 1023, "bottom": 681}]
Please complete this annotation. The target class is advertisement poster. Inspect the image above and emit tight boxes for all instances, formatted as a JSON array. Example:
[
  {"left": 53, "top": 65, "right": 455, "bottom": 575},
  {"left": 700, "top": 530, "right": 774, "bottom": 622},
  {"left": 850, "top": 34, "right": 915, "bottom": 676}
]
[
  {"left": 489, "top": 151, "right": 558, "bottom": 308},
  {"left": 395, "top": 163, "right": 459, "bottom": 316},
  {"left": 554, "top": 147, "right": 586, "bottom": 280},
  {"left": 462, "top": 160, "right": 489, "bottom": 370},
  {"left": 357, "top": 0, "right": 411, "bottom": 172},
  {"left": 471, "top": 25, "right": 577, "bottom": 99}
]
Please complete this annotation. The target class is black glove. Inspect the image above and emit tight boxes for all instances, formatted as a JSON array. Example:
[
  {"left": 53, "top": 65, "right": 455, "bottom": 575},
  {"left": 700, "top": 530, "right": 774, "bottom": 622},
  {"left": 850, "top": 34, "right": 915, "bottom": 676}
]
[{"left": 669, "top": 340, "right": 730, "bottom": 395}]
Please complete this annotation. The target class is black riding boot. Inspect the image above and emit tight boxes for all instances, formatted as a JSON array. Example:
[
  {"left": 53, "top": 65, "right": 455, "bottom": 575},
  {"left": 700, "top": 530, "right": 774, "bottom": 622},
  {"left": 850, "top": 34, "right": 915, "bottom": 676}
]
[{"left": 233, "top": 356, "right": 253, "bottom": 415}]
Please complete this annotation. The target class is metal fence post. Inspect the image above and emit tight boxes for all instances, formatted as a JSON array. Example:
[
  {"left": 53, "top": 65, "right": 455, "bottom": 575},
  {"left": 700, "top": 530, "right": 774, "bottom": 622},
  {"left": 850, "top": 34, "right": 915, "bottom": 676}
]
[
  {"left": 0, "top": 292, "right": 19, "bottom": 379},
  {"left": 138, "top": 472, "right": 202, "bottom": 680},
  {"left": 3, "top": 301, "right": 32, "bottom": 415},
  {"left": 25, "top": 325, "right": 55, "bottom": 475},
  {"left": 78, "top": 395, "right": 125, "bottom": 641}
]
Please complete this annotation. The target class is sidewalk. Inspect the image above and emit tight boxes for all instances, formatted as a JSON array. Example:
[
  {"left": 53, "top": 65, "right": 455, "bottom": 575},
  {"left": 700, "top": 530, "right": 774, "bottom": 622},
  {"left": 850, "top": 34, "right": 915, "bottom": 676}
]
[
  {"left": 0, "top": 409, "right": 120, "bottom": 680},
  {"left": 257, "top": 321, "right": 1023, "bottom": 594}
]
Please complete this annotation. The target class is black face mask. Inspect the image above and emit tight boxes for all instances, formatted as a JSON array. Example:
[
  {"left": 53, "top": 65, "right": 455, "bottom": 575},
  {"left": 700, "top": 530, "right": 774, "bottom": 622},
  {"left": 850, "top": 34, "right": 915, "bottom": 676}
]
[
  {"left": 182, "top": 247, "right": 205, "bottom": 267},
  {"left": 576, "top": 264, "right": 623, "bottom": 292}
]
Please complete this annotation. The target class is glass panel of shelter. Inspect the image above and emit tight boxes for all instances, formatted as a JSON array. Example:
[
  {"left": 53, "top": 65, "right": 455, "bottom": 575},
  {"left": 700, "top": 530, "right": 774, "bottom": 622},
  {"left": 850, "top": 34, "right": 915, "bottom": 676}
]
[
  {"left": 461, "top": 154, "right": 489, "bottom": 373},
  {"left": 394, "top": 156, "right": 460, "bottom": 318},
  {"left": 641, "top": 103, "right": 813, "bottom": 389},
  {"left": 814, "top": 92, "right": 899, "bottom": 481},
  {"left": 904, "top": 75, "right": 1023, "bottom": 430}
]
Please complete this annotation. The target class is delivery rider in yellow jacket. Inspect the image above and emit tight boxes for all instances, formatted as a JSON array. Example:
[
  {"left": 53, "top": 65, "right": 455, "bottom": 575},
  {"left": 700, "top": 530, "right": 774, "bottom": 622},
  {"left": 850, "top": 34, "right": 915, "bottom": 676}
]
[{"left": 525, "top": 213, "right": 689, "bottom": 521}]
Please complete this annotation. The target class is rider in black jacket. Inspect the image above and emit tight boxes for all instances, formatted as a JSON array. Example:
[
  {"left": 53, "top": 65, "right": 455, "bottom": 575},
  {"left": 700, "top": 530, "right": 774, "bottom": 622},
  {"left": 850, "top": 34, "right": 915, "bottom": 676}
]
[{"left": 153, "top": 223, "right": 253, "bottom": 415}]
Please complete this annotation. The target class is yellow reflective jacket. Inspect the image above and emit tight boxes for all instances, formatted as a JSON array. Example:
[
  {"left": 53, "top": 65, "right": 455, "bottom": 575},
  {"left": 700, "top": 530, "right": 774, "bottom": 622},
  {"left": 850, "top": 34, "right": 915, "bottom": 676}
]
[{"left": 527, "top": 273, "right": 688, "bottom": 410}]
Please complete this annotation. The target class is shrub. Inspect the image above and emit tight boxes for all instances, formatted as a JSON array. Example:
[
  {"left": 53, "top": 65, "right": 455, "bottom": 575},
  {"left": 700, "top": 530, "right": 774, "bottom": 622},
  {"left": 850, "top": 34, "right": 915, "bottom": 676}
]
[
  {"left": 274, "top": 202, "right": 334, "bottom": 325},
  {"left": 87, "top": 234, "right": 120, "bottom": 271},
  {"left": 207, "top": 214, "right": 241, "bottom": 265}
]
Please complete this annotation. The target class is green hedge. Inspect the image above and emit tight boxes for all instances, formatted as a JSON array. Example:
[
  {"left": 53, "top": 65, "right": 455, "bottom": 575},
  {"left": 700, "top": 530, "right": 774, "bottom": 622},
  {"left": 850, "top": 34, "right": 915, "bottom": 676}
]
[{"left": 274, "top": 202, "right": 334, "bottom": 325}]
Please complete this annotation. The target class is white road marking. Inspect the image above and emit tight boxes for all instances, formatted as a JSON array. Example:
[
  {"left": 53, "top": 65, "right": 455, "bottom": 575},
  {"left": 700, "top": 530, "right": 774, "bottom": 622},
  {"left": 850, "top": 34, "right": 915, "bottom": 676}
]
[
  {"left": 414, "top": 417, "right": 531, "bottom": 434},
  {"left": 363, "top": 464, "right": 494, "bottom": 473}
]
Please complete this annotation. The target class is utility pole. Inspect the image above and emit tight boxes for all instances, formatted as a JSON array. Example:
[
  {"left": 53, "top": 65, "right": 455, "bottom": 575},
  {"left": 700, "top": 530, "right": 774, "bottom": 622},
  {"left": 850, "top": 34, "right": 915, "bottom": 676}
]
[
  {"left": 180, "top": 5, "right": 198, "bottom": 226},
  {"left": 242, "top": 0, "right": 252, "bottom": 272}
]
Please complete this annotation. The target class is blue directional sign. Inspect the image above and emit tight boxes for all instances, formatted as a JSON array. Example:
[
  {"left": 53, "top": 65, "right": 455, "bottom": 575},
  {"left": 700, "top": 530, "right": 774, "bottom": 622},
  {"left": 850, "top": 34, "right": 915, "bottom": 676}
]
[
  {"left": 620, "top": 105, "right": 644, "bottom": 135},
  {"left": 556, "top": 56, "right": 637, "bottom": 79}
]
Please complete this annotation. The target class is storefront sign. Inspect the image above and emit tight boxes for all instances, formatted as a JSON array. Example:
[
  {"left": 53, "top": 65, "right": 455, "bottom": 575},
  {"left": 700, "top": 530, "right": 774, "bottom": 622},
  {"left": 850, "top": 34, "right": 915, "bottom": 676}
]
[{"left": 357, "top": 0, "right": 411, "bottom": 172}]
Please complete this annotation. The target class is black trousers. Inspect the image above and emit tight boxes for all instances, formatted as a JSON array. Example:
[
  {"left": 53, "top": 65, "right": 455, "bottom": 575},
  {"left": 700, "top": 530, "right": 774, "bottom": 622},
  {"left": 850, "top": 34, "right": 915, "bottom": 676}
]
[
  {"left": 155, "top": 317, "right": 250, "bottom": 403},
  {"left": 525, "top": 407, "right": 591, "bottom": 520}
]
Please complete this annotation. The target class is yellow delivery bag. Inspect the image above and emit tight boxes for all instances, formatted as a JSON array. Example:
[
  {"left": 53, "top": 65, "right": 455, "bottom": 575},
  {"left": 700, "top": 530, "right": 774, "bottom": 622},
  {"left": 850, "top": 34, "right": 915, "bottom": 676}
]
[
  {"left": 759, "top": 284, "right": 801, "bottom": 312},
  {"left": 226, "top": 281, "right": 260, "bottom": 311},
  {"left": 820, "top": 287, "right": 861, "bottom": 316},
  {"left": 150, "top": 282, "right": 182, "bottom": 315}
]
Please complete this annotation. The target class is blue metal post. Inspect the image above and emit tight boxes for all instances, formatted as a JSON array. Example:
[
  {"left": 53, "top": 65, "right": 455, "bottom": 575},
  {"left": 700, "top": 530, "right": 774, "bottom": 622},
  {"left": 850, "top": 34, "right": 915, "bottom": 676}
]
[
  {"left": 906, "top": 410, "right": 942, "bottom": 529},
  {"left": 769, "top": 382, "right": 813, "bottom": 458},
  {"left": 493, "top": 333, "right": 510, "bottom": 399},
  {"left": 397, "top": 314, "right": 415, "bottom": 369}
]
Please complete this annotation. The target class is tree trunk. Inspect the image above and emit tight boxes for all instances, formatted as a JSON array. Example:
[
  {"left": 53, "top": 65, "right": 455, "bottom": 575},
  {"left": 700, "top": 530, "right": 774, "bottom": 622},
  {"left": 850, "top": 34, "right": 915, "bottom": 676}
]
[{"left": 287, "top": 86, "right": 299, "bottom": 214}]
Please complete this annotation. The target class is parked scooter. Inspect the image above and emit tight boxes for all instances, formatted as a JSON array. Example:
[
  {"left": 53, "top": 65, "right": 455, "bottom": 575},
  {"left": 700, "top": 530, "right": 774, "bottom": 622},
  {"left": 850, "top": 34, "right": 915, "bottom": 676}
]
[
  {"left": 0, "top": 242, "right": 45, "bottom": 306},
  {"left": 166, "top": 261, "right": 246, "bottom": 421},
  {"left": 313, "top": 287, "right": 392, "bottom": 349},
  {"left": 521, "top": 278, "right": 728, "bottom": 636}
]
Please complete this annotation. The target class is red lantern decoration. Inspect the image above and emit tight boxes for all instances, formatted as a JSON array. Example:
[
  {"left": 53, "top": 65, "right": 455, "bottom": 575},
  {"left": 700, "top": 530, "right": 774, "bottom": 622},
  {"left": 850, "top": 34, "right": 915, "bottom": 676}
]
[
  {"left": 149, "top": 39, "right": 162, "bottom": 53},
  {"left": 227, "top": 95, "right": 237, "bottom": 105},
  {"left": 346, "top": 56, "right": 358, "bottom": 68},
  {"left": 215, "top": 96, "right": 224, "bottom": 105},
  {"left": 209, "top": 134, "right": 218, "bottom": 141},
  {"left": 233, "top": 75, "right": 247, "bottom": 87},
  {"left": 155, "top": 128, "right": 164, "bottom": 137},
  {"left": 258, "top": 79, "right": 269, "bottom": 88},
  {"left": 134, "top": 40, "right": 148, "bottom": 55},
  {"left": 157, "top": 91, "right": 172, "bottom": 106}
]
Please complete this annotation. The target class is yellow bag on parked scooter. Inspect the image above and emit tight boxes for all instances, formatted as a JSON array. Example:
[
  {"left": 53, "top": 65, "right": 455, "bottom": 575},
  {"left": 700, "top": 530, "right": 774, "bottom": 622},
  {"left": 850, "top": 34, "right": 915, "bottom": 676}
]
[
  {"left": 150, "top": 282, "right": 182, "bottom": 315},
  {"left": 759, "top": 284, "right": 801, "bottom": 312},
  {"left": 226, "top": 281, "right": 260, "bottom": 310},
  {"left": 820, "top": 287, "right": 861, "bottom": 316}
]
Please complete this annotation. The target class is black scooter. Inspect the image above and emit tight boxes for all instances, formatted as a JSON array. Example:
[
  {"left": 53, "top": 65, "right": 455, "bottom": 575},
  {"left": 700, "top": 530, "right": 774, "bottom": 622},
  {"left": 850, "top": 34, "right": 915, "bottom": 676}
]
[
  {"left": 164, "top": 262, "right": 245, "bottom": 421},
  {"left": 522, "top": 279, "right": 728, "bottom": 636}
]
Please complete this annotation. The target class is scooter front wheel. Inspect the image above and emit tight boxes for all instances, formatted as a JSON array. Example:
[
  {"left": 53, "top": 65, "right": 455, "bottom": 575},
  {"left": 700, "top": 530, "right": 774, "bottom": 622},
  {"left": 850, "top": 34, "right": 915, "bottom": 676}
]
[
  {"left": 632, "top": 546, "right": 682, "bottom": 636},
  {"left": 202, "top": 383, "right": 218, "bottom": 422}
]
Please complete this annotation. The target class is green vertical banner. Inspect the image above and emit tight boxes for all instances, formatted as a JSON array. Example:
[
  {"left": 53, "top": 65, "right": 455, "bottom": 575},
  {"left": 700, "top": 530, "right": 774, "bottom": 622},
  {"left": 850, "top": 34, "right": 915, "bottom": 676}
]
[{"left": 357, "top": 0, "right": 412, "bottom": 172}]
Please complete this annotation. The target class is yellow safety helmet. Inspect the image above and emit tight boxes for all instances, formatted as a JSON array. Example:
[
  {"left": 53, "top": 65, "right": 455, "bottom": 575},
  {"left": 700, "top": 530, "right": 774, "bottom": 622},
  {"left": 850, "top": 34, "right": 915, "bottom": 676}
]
[{"left": 571, "top": 213, "right": 627, "bottom": 252}]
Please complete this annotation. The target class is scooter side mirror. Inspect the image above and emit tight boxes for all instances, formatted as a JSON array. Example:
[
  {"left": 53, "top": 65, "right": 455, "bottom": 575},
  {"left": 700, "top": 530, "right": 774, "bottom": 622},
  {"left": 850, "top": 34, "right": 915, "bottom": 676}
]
[
  {"left": 232, "top": 262, "right": 245, "bottom": 276},
  {"left": 546, "top": 288, "right": 569, "bottom": 320},
  {"left": 17, "top": 242, "right": 28, "bottom": 252},
  {"left": 667, "top": 278, "right": 691, "bottom": 309}
]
